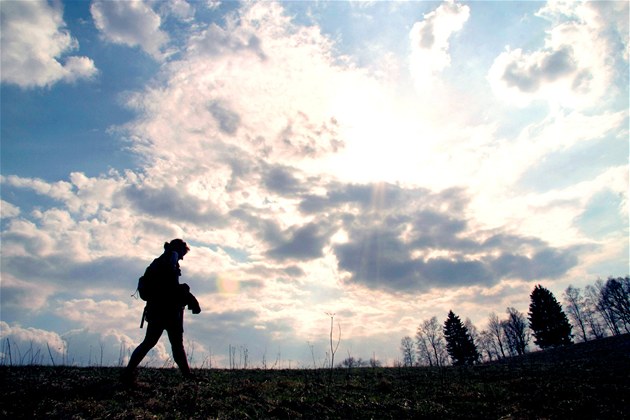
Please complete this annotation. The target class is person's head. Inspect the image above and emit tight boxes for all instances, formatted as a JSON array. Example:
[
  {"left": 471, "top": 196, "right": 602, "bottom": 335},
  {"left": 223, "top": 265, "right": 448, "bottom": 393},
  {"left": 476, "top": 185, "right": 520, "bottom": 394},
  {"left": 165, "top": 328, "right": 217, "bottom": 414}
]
[{"left": 164, "top": 239, "right": 190, "bottom": 259}]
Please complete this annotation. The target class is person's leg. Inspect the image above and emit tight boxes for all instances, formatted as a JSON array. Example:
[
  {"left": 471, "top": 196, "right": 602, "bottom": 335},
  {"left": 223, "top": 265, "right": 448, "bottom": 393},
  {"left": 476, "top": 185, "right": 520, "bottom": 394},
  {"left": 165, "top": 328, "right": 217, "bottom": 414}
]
[
  {"left": 125, "top": 321, "right": 164, "bottom": 372},
  {"left": 166, "top": 323, "right": 191, "bottom": 376}
]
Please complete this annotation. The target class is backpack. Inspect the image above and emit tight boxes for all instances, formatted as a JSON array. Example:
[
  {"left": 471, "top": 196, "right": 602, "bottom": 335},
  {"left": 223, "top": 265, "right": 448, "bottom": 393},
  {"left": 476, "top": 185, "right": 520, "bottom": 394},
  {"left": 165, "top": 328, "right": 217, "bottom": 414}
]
[{"left": 136, "top": 256, "right": 167, "bottom": 301}]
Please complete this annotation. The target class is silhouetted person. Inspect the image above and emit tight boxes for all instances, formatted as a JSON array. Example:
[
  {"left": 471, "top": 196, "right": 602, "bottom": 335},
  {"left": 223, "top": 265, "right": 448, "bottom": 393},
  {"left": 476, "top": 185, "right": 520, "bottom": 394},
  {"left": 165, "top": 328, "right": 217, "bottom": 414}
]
[{"left": 122, "top": 239, "right": 201, "bottom": 384}]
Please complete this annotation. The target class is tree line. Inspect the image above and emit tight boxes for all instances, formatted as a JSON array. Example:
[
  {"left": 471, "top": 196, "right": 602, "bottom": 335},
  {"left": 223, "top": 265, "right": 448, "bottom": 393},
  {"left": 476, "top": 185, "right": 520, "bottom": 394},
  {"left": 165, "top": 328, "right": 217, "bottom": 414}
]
[{"left": 400, "top": 276, "right": 630, "bottom": 367}]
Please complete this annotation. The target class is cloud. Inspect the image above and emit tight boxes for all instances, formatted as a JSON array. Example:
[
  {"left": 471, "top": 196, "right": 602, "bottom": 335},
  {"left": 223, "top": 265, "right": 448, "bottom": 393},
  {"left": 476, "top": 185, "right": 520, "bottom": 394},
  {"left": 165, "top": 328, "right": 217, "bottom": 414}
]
[
  {"left": 0, "top": 0, "right": 97, "bottom": 88},
  {"left": 1, "top": 175, "right": 74, "bottom": 202},
  {"left": 124, "top": 184, "right": 225, "bottom": 227},
  {"left": 187, "top": 22, "right": 266, "bottom": 59},
  {"left": 409, "top": 0, "right": 470, "bottom": 89},
  {"left": 267, "top": 222, "right": 331, "bottom": 261},
  {"left": 488, "top": 1, "right": 626, "bottom": 108},
  {"left": 207, "top": 100, "right": 241, "bottom": 135},
  {"left": 0, "top": 321, "right": 66, "bottom": 364},
  {"left": 90, "top": 0, "right": 168, "bottom": 59},
  {"left": 1, "top": 200, "right": 20, "bottom": 218},
  {"left": 498, "top": 46, "right": 577, "bottom": 93},
  {"left": 160, "top": 0, "right": 196, "bottom": 22},
  {"left": 323, "top": 183, "right": 580, "bottom": 293},
  {"left": 589, "top": 1, "right": 629, "bottom": 62},
  {"left": 1, "top": 254, "right": 146, "bottom": 295}
]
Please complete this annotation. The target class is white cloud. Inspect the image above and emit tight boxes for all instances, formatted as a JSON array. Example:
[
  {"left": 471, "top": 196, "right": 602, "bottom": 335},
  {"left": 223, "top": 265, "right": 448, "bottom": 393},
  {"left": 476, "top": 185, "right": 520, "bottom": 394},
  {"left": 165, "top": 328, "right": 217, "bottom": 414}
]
[
  {"left": 0, "top": 321, "right": 143, "bottom": 367},
  {"left": 488, "top": 1, "right": 624, "bottom": 109},
  {"left": 0, "top": 321, "right": 66, "bottom": 364},
  {"left": 1, "top": 175, "right": 74, "bottom": 202},
  {"left": 0, "top": 0, "right": 97, "bottom": 88},
  {"left": 161, "top": 0, "right": 195, "bottom": 21},
  {"left": 0, "top": 272, "right": 54, "bottom": 312},
  {"left": 409, "top": 0, "right": 470, "bottom": 90},
  {"left": 56, "top": 299, "right": 140, "bottom": 331},
  {"left": 1, "top": 200, "right": 20, "bottom": 218},
  {"left": 205, "top": 1, "right": 221, "bottom": 11},
  {"left": 90, "top": 0, "right": 168, "bottom": 59}
]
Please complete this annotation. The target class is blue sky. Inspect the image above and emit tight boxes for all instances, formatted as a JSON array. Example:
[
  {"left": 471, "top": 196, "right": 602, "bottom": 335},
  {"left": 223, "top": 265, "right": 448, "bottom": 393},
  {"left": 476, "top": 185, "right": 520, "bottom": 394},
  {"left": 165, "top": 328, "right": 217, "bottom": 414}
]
[{"left": 1, "top": 0, "right": 628, "bottom": 368}]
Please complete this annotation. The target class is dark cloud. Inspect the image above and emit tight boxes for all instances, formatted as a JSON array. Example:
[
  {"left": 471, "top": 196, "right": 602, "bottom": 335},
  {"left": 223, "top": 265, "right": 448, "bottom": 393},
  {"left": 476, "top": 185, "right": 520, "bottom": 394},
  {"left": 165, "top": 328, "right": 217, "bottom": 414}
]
[
  {"left": 335, "top": 228, "right": 417, "bottom": 291},
  {"left": 124, "top": 184, "right": 225, "bottom": 226},
  {"left": 420, "top": 258, "right": 494, "bottom": 287},
  {"left": 415, "top": 21, "right": 435, "bottom": 49},
  {"left": 491, "top": 248, "right": 578, "bottom": 280},
  {"left": 300, "top": 182, "right": 414, "bottom": 214},
  {"left": 267, "top": 222, "right": 330, "bottom": 261},
  {"left": 283, "top": 265, "right": 305, "bottom": 277},
  {"left": 409, "top": 210, "right": 471, "bottom": 249},
  {"left": 301, "top": 182, "right": 582, "bottom": 292},
  {"left": 502, "top": 46, "right": 577, "bottom": 92},
  {"left": 1, "top": 254, "right": 146, "bottom": 293},
  {"left": 263, "top": 166, "right": 302, "bottom": 194},
  {"left": 238, "top": 178, "right": 579, "bottom": 290},
  {"left": 207, "top": 100, "right": 241, "bottom": 135}
]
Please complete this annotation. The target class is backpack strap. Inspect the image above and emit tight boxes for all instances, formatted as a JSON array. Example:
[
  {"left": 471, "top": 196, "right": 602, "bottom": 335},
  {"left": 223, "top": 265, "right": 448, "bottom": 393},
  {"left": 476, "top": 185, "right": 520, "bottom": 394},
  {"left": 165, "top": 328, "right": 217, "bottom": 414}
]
[{"left": 139, "top": 306, "right": 147, "bottom": 329}]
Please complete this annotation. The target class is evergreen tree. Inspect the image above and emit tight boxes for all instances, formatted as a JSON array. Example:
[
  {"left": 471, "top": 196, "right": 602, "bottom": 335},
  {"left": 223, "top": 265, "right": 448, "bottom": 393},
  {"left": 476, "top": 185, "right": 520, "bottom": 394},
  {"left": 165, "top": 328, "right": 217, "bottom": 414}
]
[
  {"left": 443, "top": 311, "right": 480, "bottom": 365},
  {"left": 528, "top": 285, "right": 573, "bottom": 349}
]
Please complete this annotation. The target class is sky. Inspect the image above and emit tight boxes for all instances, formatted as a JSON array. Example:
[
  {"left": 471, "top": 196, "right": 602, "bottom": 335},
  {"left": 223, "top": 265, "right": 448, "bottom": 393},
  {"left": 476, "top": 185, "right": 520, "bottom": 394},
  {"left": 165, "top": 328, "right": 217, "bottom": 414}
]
[{"left": 0, "top": 0, "right": 628, "bottom": 368}]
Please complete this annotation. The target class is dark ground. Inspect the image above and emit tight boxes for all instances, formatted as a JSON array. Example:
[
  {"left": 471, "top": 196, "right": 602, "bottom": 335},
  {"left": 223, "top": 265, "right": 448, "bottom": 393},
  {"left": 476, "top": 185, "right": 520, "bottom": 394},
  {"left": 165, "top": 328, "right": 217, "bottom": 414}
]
[{"left": 1, "top": 334, "right": 629, "bottom": 419}]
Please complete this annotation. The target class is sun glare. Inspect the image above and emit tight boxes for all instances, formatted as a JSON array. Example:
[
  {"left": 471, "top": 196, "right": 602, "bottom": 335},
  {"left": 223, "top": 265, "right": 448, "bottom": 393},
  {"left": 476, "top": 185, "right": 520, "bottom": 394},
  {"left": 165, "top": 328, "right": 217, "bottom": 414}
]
[{"left": 216, "top": 273, "right": 241, "bottom": 294}]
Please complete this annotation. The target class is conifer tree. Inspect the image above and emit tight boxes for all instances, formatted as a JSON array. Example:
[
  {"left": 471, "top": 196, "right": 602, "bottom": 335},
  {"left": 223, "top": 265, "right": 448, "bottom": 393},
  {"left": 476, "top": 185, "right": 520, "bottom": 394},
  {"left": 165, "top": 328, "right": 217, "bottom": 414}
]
[
  {"left": 528, "top": 285, "right": 573, "bottom": 349},
  {"left": 443, "top": 311, "right": 480, "bottom": 365}
]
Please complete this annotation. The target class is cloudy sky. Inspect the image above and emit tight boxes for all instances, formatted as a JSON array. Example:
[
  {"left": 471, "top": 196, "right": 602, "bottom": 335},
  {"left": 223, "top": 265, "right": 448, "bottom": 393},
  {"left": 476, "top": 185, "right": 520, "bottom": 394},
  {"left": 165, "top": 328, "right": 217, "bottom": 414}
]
[{"left": 1, "top": 0, "right": 628, "bottom": 368}]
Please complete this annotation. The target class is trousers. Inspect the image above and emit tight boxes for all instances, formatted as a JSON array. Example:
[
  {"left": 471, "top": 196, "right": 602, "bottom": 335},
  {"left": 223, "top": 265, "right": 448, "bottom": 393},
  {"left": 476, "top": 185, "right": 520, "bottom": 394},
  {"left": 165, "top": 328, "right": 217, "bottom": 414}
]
[{"left": 126, "top": 313, "right": 191, "bottom": 375}]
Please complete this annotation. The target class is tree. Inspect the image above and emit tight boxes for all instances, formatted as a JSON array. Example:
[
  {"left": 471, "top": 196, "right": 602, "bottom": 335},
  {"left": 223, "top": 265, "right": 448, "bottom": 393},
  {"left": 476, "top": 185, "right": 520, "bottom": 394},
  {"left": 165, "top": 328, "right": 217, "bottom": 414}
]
[
  {"left": 584, "top": 283, "right": 607, "bottom": 339},
  {"left": 400, "top": 336, "right": 416, "bottom": 367},
  {"left": 503, "top": 307, "right": 529, "bottom": 355},
  {"left": 416, "top": 316, "right": 447, "bottom": 367},
  {"left": 464, "top": 318, "right": 480, "bottom": 348},
  {"left": 443, "top": 311, "right": 480, "bottom": 366},
  {"left": 587, "top": 280, "right": 619, "bottom": 335},
  {"left": 477, "top": 329, "right": 498, "bottom": 361},
  {"left": 487, "top": 312, "right": 507, "bottom": 358},
  {"left": 563, "top": 285, "right": 589, "bottom": 342},
  {"left": 528, "top": 285, "right": 573, "bottom": 349},
  {"left": 597, "top": 277, "right": 630, "bottom": 334},
  {"left": 339, "top": 354, "right": 367, "bottom": 368}
]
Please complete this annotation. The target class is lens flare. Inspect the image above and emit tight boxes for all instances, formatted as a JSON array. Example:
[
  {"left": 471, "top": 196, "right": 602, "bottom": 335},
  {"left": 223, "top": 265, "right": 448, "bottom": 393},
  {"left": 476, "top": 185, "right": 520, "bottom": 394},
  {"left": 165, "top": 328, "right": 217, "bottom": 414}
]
[{"left": 216, "top": 273, "right": 240, "bottom": 294}]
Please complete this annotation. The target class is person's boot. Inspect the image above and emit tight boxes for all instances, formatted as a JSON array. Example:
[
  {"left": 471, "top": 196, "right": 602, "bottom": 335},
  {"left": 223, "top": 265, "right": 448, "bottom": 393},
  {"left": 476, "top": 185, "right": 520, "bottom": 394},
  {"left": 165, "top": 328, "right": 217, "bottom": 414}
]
[{"left": 120, "top": 367, "right": 136, "bottom": 387}]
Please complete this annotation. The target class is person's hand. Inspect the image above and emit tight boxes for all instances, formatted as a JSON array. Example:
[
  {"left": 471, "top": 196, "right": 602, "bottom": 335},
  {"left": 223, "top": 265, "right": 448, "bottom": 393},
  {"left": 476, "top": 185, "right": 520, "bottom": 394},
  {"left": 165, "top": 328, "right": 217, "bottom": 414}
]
[{"left": 189, "top": 297, "right": 201, "bottom": 314}]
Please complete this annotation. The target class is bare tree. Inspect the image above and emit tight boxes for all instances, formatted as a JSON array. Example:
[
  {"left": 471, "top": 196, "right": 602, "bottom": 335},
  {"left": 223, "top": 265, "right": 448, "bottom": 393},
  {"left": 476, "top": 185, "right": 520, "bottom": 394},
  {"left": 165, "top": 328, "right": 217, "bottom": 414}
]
[
  {"left": 415, "top": 316, "right": 447, "bottom": 367},
  {"left": 369, "top": 352, "right": 382, "bottom": 368},
  {"left": 564, "top": 285, "right": 589, "bottom": 342},
  {"left": 584, "top": 285, "right": 607, "bottom": 339},
  {"left": 339, "top": 351, "right": 368, "bottom": 368},
  {"left": 599, "top": 277, "right": 630, "bottom": 334},
  {"left": 477, "top": 330, "right": 498, "bottom": 361},
  {"left": 587, "top": 279, "right": 623, "bottom": 335},
  {"left": 503, "top": 307, "right": 529, "bottom": 356},
  {"left": 326, "top": 312, "right": 341, "bottom": 380},
  {"left": 464, "top": 318, "right": 480, "bottom": 348},
  {"left": 487, "top": 312, "right": 506, "bottom": 358},
  {"left": 400, "top": 336, "right": 416, "bottom": 367}
]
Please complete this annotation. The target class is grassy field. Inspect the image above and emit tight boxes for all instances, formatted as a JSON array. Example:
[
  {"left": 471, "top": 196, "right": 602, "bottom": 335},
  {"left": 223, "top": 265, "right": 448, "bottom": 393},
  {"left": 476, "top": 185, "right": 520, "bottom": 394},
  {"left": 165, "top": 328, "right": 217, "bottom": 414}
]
[{"left": 1, "top": 334, "right": 629, "bottom": 419}]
